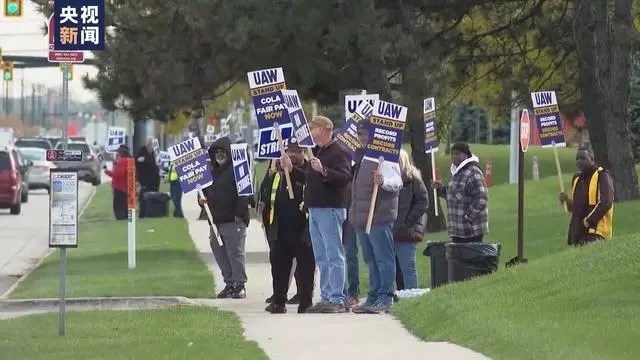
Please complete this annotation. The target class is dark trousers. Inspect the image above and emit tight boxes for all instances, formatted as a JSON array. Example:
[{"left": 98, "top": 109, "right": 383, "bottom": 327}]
[
  {"left": 113, "top": 189, "right": 128, "bottom": 220},
  {"left": 451, "top": 235, "right": 484, "bottom": 243},
  {"left": 270, "top": 238, "right": 315, "bottom": 307},
  {"left": 138, "top": 185, "right": 158, "bottom": 218},
  {"left": 395, "top": 256, "right": 404, "bottom": 291},
  {"left": 169, "top": 181, "right": 183, "bottom": 217}
]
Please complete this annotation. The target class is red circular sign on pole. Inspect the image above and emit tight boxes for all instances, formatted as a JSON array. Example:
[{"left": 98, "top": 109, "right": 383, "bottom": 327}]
[{"left": 520, "top": 109, "right": 531, "bottom": 152}]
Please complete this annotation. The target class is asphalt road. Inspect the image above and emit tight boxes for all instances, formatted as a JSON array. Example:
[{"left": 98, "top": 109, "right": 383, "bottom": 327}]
[{"left": 0, "top": 170, "right": 109, "bottom": 298}]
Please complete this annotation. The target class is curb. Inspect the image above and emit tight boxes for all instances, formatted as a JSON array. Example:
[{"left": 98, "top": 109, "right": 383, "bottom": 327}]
[
  {"left": 0, "top": 296, "right": 197, "bottom": 312},
  {"left": 0, "top": 185, "right": 99, "bottom": 300}
]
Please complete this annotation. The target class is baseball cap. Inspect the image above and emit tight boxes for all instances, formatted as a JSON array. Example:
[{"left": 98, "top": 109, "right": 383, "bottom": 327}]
[
  {"left": 285, "top": 136, "right": 302, "bottom": 151},
  {"left": 310, "top": 115, "right": 333, "bottom": 130}
]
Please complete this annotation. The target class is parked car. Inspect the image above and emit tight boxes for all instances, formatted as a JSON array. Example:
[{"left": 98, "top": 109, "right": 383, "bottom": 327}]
[
  {"left": 18, "top": 147, "right": 55, "bottom": 193},
  {"left": 53, "top": 141, "right": 102, "bottom": 185},
  {"left": 14, "top": 137, "right": 53, "bottom": 150},
  {"left": 13, "top": 149, "right": 32, "bottom": 203},
  {"left": 46, "top": 137, "right": 61, "bottom": 149},
  {"left": 0, "top": 146, "right": 26, "bottom": 214}
]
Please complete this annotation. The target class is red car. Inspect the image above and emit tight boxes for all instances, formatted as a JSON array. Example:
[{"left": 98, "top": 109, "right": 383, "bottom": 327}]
[{"left": 0, "top": 146, "right": 24, "bottom": 215}]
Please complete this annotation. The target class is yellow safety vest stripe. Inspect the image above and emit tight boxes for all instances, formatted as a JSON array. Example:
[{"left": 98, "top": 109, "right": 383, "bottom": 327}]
[
  {"left": 168, "top": 163, "right": 178, "bottom": 181},
  {"left": 269, "top": 173, "right": 281, "bottom": 224}
]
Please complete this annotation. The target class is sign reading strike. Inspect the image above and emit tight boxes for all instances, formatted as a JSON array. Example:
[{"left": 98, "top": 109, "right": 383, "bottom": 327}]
[
  {"left": 363, "top": 100, "right": 408, "bottom": 163},
  {"left": 106, "top": 127, "right": 126, "bottom": 153},
  {"left": 336, "top": 101, "right": 375, "bottom": 162},
  {"left": 53, "top": 0, "right": 106, "bottom": 51},
  {"left": 423, "top": 97, "right": 439, "bottom": 153},
  {"left": 344, "top": 94, "right": 379, "bottom": 122},
  {"left": 231, "top": 143, "right": 254, "bottom": 196},
  {"left": 282, "top": 89, "right": 315, "bottom": 147},
  {"left": 247, "top": 67, "right": 292, "bottom": 158},
  {"left": 168, "top": 137, "right": 213, "bottom": 194},
  {"left": 531, "top": 91, "right": 565, "bottom": 147}
]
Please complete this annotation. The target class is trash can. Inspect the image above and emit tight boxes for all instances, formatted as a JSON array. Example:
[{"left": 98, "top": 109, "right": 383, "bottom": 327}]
[
  {"left": 445, "top": 243, "right": 501, "bottom": 283},
  {"left": 142, "top": 192, "right": 170, "bottom": 218},
  {"left": 423, "top": 241, "right": 449, "bottom": 289}
]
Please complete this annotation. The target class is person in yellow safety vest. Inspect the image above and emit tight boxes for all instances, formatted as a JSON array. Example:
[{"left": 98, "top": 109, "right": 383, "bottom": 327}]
[
  {"left": 258, "top": 137, "right": 315, "bottom": 314},
  {"left": 167, "top": 162, "right": 184, "bottom": 218},
  {"left": 559, "top": 147, "right": 614, "bottom": 246}
]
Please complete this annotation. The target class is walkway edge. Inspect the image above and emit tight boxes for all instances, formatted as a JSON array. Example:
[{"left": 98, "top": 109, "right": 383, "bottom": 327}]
[{"left": 0, "top": 185, "right": 99, "bottom": 300}]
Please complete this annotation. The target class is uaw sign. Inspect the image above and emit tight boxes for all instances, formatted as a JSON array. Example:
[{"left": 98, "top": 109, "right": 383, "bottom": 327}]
[
  {"left": 53, "top": 0, "right": 106, "bottom": 51},
  {"left": 336, "top": 101, "right": 374, "bottom": 162},
  {"left": 168, "top": 137, "right": 213, "bottom": 195},
  {"left": 230, "top": 143, "right": 254, "bottom": 196},
  {"left": 423, "top": 97, "right": 439, "bottom": 154},
  {"left": 363, "top": 100, "right": 408, "bottom": 164},
  {"left": 281, "top": 89, "right": 314, "bottom": 147},
  {"left": 530, "top": 91, "right": 566, "bottom": 147}
]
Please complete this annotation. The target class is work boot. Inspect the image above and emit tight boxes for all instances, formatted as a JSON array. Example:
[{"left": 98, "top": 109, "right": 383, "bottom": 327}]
[
  {"left": 265, "top": 303, "right": 286, "bottom": 314},
  {"left": 265, "top": 295, "right": 274, "bottom": 303},
  {"left": 216, "top": 285, "right": 234, "bottom": 299},
  {"left": 286, "top": 294, "right": 300, "bottom": 305}
]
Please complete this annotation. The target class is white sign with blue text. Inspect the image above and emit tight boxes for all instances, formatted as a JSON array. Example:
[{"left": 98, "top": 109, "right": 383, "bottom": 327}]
[
  {"left": 282, "top": 89, "right": 315, "bottom": 147},
  {"left": 230, "top": 143, "right": 254, "bottom": 196},
  {"left": 345, "top": 94, "right": 379, "bottom": 121},
  {"left": 106, "top": 127, "right": 126, "bottom": 153},
  {"left": 168, "top": 137, "right": 213, "bottom": 195},
  {"left": 363, "top": 100, "right": 408, "bottom": 164}
]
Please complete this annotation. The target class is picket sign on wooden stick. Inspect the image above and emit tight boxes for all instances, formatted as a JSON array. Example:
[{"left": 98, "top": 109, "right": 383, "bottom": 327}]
[
  {"left": 365, "top": 157, "right": 385, "bottom": 234},
  {"left": 274, "top": 122, "right": 295, "bottom": 199},
  {"left": 197, "top": 184, "right": 223, "bottom": 246},
  {"left": 552, "top": 141, "right": 568, "bottom": 213},
  {"left": 430, "top": 146, "right": 439, "bottom": 217}
]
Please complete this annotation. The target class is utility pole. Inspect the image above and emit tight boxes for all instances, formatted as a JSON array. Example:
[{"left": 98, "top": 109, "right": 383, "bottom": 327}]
[
  {"left": 30, "top": 84, "right": 35, "bottom": 125},
  {"left": 20, "top": 77, "right": 24, "bottom": 127}
]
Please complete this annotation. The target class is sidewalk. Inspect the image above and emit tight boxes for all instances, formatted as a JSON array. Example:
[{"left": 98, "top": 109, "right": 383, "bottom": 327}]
[{"left": 184, "top": 192, "right": 489, "bottom": 360}]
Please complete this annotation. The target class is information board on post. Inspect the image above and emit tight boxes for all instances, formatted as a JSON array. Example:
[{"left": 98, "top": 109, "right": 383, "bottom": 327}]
[
  {"left": 423, "top": 97, "right": 439, "bottom": 216},
  {"left": 49, "top": 170, "right": 79, "bottom": 248},
  {"left": 247, "top": 67, "right": 292, "bottom": 159},
  {"left": 231, "top": 143, "right": 254, "bottom": 196},
  {"left": 335, "top": 101, "right": 374, "bottom": 162},
  {"left": 363, "top": 100, "right": 408, "bottom": 164},
  {"left": 281, "top": 89, "right": 315, "bottom": 147}
]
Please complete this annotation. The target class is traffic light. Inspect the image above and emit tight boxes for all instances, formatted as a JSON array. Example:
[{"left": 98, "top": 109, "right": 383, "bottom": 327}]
[
  {"left": 2, "top": 61, "right": 13, "bottom": 81},
  {"left": 60, "top": 63, "right": 73, "bottom": 81},
  {"left": 4, "top": 0, "right": 23, "bottom": 17}
]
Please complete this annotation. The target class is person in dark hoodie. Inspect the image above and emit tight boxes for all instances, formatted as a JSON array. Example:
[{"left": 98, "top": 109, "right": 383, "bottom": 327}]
[
  {"left": 265, "top": 137, "right": 315, "bottom": 314},
  {"left": 198, "top": 136, "right": 250, "bottom": 299},
  {"left": 135, "top": 137, "right": 160, "bottom": 218},
  {"left": 349, "top": 119, "right": 403, "bottom": 314},
  {"left": 434, "top": 142, "right": 488, "bottom": 243}
]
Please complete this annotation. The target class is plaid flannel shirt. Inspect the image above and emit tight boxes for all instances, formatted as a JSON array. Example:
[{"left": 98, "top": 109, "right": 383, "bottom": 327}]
[{"left": 445, "top": 161, "right": 489, "bottom": 238}]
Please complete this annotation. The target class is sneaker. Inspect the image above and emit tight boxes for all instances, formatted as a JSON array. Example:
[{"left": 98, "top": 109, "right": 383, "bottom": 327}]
[
  {"left": 320, "top": 303, "right": 347, "bottom": 314},
  {"left": 286, "top": 294, "right": 301, "bottom": 305},
  {"left": 265, "top": 303, "right": 287, "bottom": 314},
  {"left": 232, "top": 284, "right": 246, "bottom": 299},
  {"left": 265, "top": 295, "right": 273, "bottom": 303},
  {"left": 347, "top": 295, "right": 360, "bottom": 307},
  {"left": 352, "top": 298, "right": 377, "bottom": 314},
  {"left": 216, "top": 285, "right": 234, "bottom": 299},
  {"left": 304, "top": 303, "right": 328, "bottom": 313},
  {"left": 297, "top": 303, "right": 312, "bottom": 314},
  {"left": 364, "top": 301, "right": 391, "bottom": 314}
]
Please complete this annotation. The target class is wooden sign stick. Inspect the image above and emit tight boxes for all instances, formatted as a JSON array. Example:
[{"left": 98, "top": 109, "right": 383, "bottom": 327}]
[
  {"left": 274, "top": 123, "right": 295, "bottom": 199},
  {"left": 365, "top": 157, "right": 384, "bottom": 234}
]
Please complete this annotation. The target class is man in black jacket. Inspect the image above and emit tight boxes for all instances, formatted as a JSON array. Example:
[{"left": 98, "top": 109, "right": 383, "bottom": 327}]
[
  {"left": 198, "top": 136, "right": 250, "bottom": 299},
  {"left": 289, "top": 115, "right": 352, "bottom": 314},
  {"left": 135, "top": 137, "right": 160, "bottom": 218},
  {"left": 262, "top": 137, "right": 315, "bottom": 314}
]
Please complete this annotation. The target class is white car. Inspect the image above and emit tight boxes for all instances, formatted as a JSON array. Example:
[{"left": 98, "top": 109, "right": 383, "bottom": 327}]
[{"left": 17, "top": 147, "right": 56, "bottom": 193}]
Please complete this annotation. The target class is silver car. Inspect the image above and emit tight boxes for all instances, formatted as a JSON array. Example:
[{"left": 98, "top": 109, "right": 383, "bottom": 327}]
[
  {"left": 17, "top": 147, "right": 56, "bottom": 193},
  {"left": 53, "top": 141, "right": 102, "bottom": 185}
]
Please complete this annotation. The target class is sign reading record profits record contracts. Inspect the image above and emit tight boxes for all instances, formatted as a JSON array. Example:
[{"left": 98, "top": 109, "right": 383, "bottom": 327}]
[
  {"left": 363, "top": 100, "right": 408, "bottom": 163},
  {"left": 423, "top": 97, "right": 439, "bottom": 153},
  {"left": 531, "top": 90, "right": 566, "bottom": 147},
  {"left": 168, "top": 137, "right": 213, "bottom": 194}
]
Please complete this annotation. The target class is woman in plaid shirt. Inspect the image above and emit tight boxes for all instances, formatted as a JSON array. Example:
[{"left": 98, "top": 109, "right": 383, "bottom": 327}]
[{"left": 434, "top": 143, "right": 488, "bottom": 243}]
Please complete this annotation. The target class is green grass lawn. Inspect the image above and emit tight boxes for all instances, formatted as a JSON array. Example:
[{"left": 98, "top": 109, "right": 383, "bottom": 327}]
[
  {"left": 0, "top": 307, "right": 267, "bottom": 360},
  {"left": 10, "top": 183, "right": 213, "bottom": 299},
  {"left": 393, "top": 233, "right": 640, "bottom": 360}
]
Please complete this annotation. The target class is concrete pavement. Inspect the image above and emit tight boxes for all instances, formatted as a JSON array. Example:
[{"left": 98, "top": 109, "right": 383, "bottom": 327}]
[
  {"left": 184, "top": 192, "right": 490, "bottom": 360},
  {"left": 0, "top": 171, "right": 107, "bottom": 297}
]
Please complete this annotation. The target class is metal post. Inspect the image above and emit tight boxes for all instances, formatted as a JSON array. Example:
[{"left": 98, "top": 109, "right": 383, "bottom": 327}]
[
  {"left": 517, "top": 141, "right": 524, "bottom": 261},
  {"left": 508, "top": 90, "right": 519, "bottom": 184},
  {"left": 58, "top": 248, "right": 67, "bottom": 336},
  {"left": 4, "top": 80, "right": 8, "bottom": 117},
  {"left": 20, "top": 78, "right": 25, "bottom": 126},
  {"left": 62, "top": 63, "right": 69, "bottom": 148},
  {"left": 31, "top": 84, "right": 35, "bottom": 127}
]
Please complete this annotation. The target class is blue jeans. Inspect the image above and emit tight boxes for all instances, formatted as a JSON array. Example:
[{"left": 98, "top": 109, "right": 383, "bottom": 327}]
[
  {"left": 308, "top": 207, "right": 347, "bottom": 304},
  {"left": 169, "top": 181, "right": 183, "bottom": 217},
  {"left": 343, "top": 220, "right": 360, "bottom": 297},
  {"left": 356, "top": 223, "right": 395, "bottom": 306},
  {"left": 395, "top": 242, "right": 418, "bottom": 289}
]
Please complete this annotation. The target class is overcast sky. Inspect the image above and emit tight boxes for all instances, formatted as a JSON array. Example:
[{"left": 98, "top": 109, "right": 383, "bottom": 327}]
[{"left": 1, "top": 0, "right": 99, "bottom": 103}]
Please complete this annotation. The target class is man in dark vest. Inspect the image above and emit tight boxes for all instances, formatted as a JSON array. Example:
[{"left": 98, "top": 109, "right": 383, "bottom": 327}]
[{"left": 559, "top": 147, "right": 614, "bottom": 246}]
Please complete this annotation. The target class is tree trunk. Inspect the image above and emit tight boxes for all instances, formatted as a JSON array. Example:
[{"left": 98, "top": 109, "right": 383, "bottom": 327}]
[
  {"left": 403, "top": 64, "right": 447, "bottom": 233},
  {"left": 575, "top": 0, "right": 639, "bottom": 201}
]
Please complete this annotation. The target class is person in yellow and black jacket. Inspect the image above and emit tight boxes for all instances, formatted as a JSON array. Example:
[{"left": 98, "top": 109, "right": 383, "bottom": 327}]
[
  {"left": 166, "top": 162, "right": 184, "bottom": 218},
  {"left": 261, "top": 137, "right": 315, "bottom": 314},
  {"left": 559, "top": 147, "right": 614, "bottom": 246}
]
